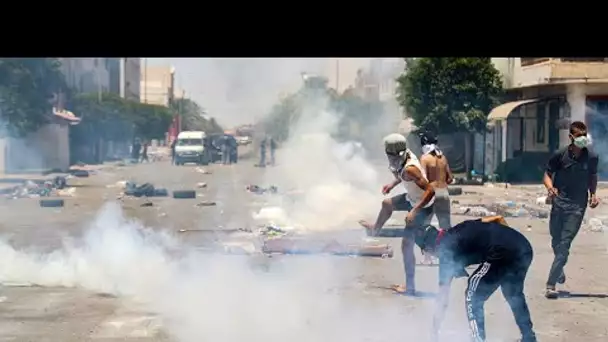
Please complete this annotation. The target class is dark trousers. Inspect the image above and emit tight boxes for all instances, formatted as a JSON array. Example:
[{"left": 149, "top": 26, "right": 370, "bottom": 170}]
[
  {"left": 221, "top": 147, "right": 230, "bottom": 164},
  {"left": 402, "top": 204, "right": 433, "bottom": 291},
  {"left": 546, "top": 204, "right": 586, "bottom": 287},
  {"left": 466, "top": 253, "right": 536, "bottom": 342},
  {"left": 259, "top": 150, "right": 266, "bottom": 166}
]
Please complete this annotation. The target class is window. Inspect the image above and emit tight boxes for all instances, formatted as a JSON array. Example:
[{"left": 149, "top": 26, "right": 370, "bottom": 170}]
[
  {"left": 521, "top": 58, "right": 550, "bottom": 66},
  {"left": 536, "top": 103, "right": 546, "bottom": 143}
]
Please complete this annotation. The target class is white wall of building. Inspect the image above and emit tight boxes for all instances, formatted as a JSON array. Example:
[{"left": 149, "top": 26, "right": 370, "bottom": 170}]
[{"left": 141, "top": 65, "right": 175, "bottom": 107}]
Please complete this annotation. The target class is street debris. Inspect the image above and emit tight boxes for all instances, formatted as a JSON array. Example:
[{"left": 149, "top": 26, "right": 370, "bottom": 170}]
[
  {"left": 40, "top": 198, "right": 65, "bottom": 208},
  {"left": 246, "top": 184, "right": 278, "bottom": 194},
  {"left": 585, "top": 217, "right": 608, "bottom": 232},
  {"left": 173, "top": 190, "right": 196, "bottom": 199},
  {"left": 196, "top": 201, "right": 216, "bottom": 207},
  {"left": 259, "top": 225, "right": 292, "bottom": 238},
  {"left": 140, "top": 201, "right": 154, "bottom": 207},
  {"left": 7, "top": 176, "right": 72, "bottom": 199},
  {"left": 124, "top": 182, "right": 168, "bottom": 198},
  {"left": 262, "top": 237, "right": 393, "bottom": 258},
  {"left": 453, "top": 199, "right": 549, "bottom": 219},
  {"left": 195, "top": 167, "right": 212, "bottom": 174},
  {"left": 56, "top": 187, "right": 76, "bottom": 197},
  {"left": 447, "top": 187, "right": 463, "bottom": 196}
]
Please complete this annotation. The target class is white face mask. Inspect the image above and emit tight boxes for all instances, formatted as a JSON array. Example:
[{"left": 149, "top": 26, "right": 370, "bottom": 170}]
[{"left": 572, "top": 135, "right": 589, "bottom": 148}]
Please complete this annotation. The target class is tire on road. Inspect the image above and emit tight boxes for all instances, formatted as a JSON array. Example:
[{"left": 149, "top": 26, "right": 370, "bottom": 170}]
[
  {"left": 173, "top": 190, "right": 196, "bottom": 199},
  {"left": 152, "top": 188, "right": 169, "bottom": 197},
  {"left": 70, "top": 170, "right": 90, "bottom": 178},
  {"left": 40, "top": 199, "right": 65, "bottom": 208},
  {"left": 448, "top": 187, "right": 463, "bottom": 196}
]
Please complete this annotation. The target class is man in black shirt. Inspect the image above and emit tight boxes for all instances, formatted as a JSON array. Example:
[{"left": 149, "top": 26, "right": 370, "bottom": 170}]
[
  {"left": 416, "top": 216, "right": 537, "bottom": 342},
  {"left": 543, "top": 121, "right": 599, "bottom": 299}
]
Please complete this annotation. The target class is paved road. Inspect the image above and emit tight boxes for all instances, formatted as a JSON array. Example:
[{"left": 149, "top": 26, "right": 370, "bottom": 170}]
[{"left": 0, "top": 158, "right": 607, "bottom": 341}]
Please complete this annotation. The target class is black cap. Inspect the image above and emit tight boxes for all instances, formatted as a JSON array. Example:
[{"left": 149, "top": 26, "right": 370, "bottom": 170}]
[{"left": 419, "top": 131, "right": 438, "bottom": 145}]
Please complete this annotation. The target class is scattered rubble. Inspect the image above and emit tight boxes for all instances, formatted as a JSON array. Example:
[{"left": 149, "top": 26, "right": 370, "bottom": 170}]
[
  {"left": 584, "top": 216, "right": 608, "bottom": 232},
  {"left": 246, "top": 184, "right": 278, "bottom": 194},
  {"left": 196, "top": 201, "right": 216, "bottom": 207},
  {"left": 195, "top": 167, "right": 212, "bottom": 175},
  {"left": 124, "top": 182, "right": 168, "bottom": 198},
  {"left": 6, "top": 176, "right": 72, "bottom": 199}
]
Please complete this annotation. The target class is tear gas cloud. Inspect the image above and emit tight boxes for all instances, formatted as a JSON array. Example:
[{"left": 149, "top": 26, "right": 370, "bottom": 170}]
[
  {"left": 150, "top": 58, "right": 330, "bottom": 128},
  {"left": 261, "top": 94, "right": 389, "bottom": 230},
  {"left": 0, "top": 203, "right": 442, "bottom": 341},
  {"left": 0, "top": 58, "right": 484, "bottom": 341}
]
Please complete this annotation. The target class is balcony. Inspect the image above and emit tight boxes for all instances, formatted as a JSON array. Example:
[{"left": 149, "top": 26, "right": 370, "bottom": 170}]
[{"left": 512, "top": 58, "right": 608, "bottom": 88}]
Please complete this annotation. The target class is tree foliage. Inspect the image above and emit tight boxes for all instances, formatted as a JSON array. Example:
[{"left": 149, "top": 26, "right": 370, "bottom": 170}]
[
  {"left": 170, "top": 98, "right": 223, "bottom": 134},
  {"left": 70, "top": 92, "right": 173, "bottom": 144},
  {"left": 396, "top": 57, "right": 503, "bottom": 134},
  {"left": 261, "top": 76, "right": 383, "bottom": 143},
  {"left": 0, "top": 58, "right": 68, "bottom": 136}
]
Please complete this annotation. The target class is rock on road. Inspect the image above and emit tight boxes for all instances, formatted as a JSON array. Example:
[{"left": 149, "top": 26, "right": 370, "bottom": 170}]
[{"left": 0, "top": 159, "right": 606, "bottom": 341}]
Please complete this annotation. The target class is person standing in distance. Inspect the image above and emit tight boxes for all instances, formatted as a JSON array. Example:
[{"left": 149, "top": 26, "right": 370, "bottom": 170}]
[{"left": 543, "top": 121, "right": 599, "bottom": 299}]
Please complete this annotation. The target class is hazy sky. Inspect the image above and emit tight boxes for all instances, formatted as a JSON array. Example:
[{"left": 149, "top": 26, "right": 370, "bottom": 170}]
[{"left": 147, "top": 58, "right": 332, "bottom": 127}]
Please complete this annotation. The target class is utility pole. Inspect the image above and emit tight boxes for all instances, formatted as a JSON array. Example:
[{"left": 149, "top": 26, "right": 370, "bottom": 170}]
[
  {"left": 143, "top": 58, "right": 148, "bottom": 103},
  {"left": 179, "top": 90, "right": 185, "bottom": 133},
  {"left": 336, "top": 59, "right": 340, "bottom": 91},
  {"left": 119, "top": 58, "right": 126, "bottom": 99},
  {"left": 96, "top": 58, "right": 102, "bottom": 103}
]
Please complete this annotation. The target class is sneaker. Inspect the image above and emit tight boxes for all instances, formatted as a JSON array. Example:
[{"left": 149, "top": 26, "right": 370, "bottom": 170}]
[
  {"left": 545, "top": 287, "right": 559, "bottom": 299},
  {"left": 557, "top": 272, "right": 566, "bottom": 285}
]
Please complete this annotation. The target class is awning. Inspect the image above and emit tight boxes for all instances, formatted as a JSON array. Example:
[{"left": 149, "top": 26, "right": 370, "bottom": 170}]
[
  {"left": 487, "top": 99, "right": 543, "bottom": 124},
  {"left": 53, "top": 107, "right": 81, "bottom": 125}
]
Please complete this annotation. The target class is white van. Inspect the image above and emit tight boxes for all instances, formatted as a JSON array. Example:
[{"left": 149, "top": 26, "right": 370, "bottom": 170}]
[{"left": 174, "top": 131, "right": 207, "bottom": 165}]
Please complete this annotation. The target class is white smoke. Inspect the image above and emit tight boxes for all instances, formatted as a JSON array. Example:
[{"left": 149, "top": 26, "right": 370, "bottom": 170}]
[{"left": 0, "top": 202, "right": 442, "bottom": 341}]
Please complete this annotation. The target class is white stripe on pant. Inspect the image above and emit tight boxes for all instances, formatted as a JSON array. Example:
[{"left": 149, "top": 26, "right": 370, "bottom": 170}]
[{"left": 466, "top": 262, "right": 492, "bottom": 342}]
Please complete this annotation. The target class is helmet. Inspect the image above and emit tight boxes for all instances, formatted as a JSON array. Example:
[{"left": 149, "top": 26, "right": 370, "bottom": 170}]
[{"left": 383, "top": 133, "right": 408, "bottom": 156}]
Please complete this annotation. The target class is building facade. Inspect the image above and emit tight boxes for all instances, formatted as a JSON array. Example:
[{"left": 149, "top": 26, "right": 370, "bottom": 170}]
[
  {"left": 323, "top": 58, "right": 372, "bottom": 94},
  {"left": 108, "top": 58, "right": 141, "bottom": 101},
  {"left": 140, "top": 64, "right": 175, "bottom": 107},
  {"left": 58, "top": 58, "right": 110, "bottom": 94},
  {"left": 353, "top": 58, "right": 404, "bottom": 102},
  {"left": 487, "top": 58, "right": 608, "bottom": 180}
]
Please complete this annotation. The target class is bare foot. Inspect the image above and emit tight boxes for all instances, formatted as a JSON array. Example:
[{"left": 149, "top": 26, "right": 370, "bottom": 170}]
[
  {"left": 391, "top": 284, "right": 416, "bottom": 295},
  {"left": 358, "top": 220, "right": 373, "bottom": 230}
]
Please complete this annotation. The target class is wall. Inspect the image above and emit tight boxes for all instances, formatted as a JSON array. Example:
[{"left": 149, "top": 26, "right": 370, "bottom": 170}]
[
  {"left": 141, "top": 66, "right": 174, "bottom": 106},
  {"left": 492, "top": 58, "right": 608, "bottom": 90},
  {"left": 1, "top": 123, "right": 70, "bottom": 173}
]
